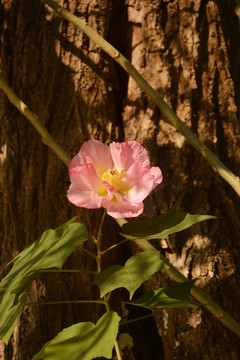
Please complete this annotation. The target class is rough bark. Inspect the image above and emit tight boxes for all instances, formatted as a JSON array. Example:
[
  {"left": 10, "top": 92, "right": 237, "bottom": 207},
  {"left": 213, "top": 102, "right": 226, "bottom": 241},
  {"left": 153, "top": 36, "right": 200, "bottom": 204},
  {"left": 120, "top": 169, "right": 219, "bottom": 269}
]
[{"left": 0, "top": 0, "right": 240, "bottom": 359}]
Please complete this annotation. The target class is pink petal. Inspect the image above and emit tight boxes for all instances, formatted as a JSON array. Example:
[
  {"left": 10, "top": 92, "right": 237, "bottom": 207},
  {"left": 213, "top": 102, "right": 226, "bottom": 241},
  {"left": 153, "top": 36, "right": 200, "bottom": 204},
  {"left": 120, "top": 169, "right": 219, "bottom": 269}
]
[
  {"left": 71, "top": 139, "right": 113, "bottom": 176},
  {"left": 124, "top": 162, "right": 154, "bottom": 202},
  {"left": 109, "top": 142, "right": 127, "bottom": 173},
  {"left": 150, "top": 167, "right": 163, "bottom": 190},
  {"left": 102, "top": 181, "right": 114, "bottom": 201},
  {"left": 68, "top": 153, "right": 82, "bottom": 169},
  {"left": 105, "top": 193, "right": 144, "bottom": 218},
  {"left": 110, "top": 141, "right": 150, "bottom": 172},
  {"left": 103, "top": 181, "right": 114, "bottom": 193},
  {"left": 67, "top": 185, "right": 104, "bottom": 209},
  {"left": 127, "top": 141, "right": 150, "bottom": 167},
  {"left": 69, "top": 163, "right": 102, "bottom": 192}
]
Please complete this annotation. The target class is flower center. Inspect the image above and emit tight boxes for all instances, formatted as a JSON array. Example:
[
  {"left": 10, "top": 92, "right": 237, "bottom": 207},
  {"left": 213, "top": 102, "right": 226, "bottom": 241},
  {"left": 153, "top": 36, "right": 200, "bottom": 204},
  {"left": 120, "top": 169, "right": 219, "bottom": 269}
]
[
  {"left": 101, "top": 169, "right": 124, "bottom": 191},
  {"left": 97, "top": 169, "right": 131, "bottom": 197}
]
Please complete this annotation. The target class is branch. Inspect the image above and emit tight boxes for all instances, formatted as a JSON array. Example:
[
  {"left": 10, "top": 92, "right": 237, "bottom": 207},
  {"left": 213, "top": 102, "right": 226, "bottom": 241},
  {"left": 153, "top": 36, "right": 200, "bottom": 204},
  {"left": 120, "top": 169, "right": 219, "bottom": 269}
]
[
  {"left": 0, "top": 73, "right": 71, "bottom": 167},
  {"left": 43, "top": 0, "right": 240, "bottom": 197}
]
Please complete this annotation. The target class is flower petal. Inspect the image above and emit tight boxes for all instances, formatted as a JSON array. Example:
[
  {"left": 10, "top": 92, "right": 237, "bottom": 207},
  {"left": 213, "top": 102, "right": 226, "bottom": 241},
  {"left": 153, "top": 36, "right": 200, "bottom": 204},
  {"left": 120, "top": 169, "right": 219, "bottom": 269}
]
[
  {"left": 127, "top": 141, "right": 150, "bottom": 167},
  {"left": 150, "top": 167, "right": 163, "bottom": 190},
  {"left": 72, "top": 139, "right": 113, "bottom": 176},
  {"left": 105, "top": 193, "right": 144, "bottom": 218},
  {"left": 67, "top": 185, "right": 104, "bottom": 209},
  {"left": 110, "top": 141, "right": 150, "bottom": 173},
  {"left": 124, "top": 162, "right": 154, "bottom": 202},
  {"left": 69, "top": 163, "right": 102, "bottom": 192},
  {"left": 67, "top": 163, "right": 105, "bottom": 209}
]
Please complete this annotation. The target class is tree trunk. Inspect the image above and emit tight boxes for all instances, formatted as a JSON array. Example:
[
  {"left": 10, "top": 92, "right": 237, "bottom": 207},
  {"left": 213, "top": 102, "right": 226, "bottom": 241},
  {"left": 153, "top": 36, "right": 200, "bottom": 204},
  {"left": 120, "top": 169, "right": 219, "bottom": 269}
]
[{"left": 0, "top": 0, "right": 240, "bottom": 359}]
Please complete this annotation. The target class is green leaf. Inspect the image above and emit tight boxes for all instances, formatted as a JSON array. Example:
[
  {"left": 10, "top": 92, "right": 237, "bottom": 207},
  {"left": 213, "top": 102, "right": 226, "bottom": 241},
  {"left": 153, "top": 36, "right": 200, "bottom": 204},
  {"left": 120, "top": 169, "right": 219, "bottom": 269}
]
[
  {"left": 0, "top": 294, "right": 27, "bottom": 343},
  {"left": 129, "top": 281, "right": 198, "bottom": 310},
  {"left": 34, "top": 311, "right": 120, "bottom": 360},
  {"left": 121, "top": 206, "right": 216, "bottom": 240},
  {"left": 93, "top": 251, "right": 169, "bottom": 299},
  {"left": 55, "top": 217, "right": 77, "bottom": 236},
  {"left": 0, "top": 222, "right": 88, "bottom": 344},
  {"left": 1, "top": 222, "right": 88, "bottom": 295}
]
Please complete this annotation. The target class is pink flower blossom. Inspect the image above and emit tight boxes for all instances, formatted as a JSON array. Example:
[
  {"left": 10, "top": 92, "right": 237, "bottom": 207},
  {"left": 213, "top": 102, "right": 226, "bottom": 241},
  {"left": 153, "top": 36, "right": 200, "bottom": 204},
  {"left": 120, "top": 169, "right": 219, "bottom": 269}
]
[{"left": 67, "top": 139, "right": 163, "bottom": 218}]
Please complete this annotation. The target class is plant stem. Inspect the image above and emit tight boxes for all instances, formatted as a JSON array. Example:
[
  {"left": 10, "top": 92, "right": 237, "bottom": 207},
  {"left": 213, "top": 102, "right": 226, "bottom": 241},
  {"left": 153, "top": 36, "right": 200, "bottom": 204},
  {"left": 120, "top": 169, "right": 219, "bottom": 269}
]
[
  {"left": 81, "top": 247, "right": 98, "bottom": 261},
  {"left": 0, "top": 72, "right": 71, "bottom": 167},
  {"left": 103, "top": 298, "right": 122, "bottom": 360},
  {"left": 95, "top": 209, "right": 107, "bottom": 274},
  {"left": 121, "top": 313, "right": 154, "bottom": 325},
  {"left": 43, "top": 0, "right": 240, "bottom": 197},
  {"left": 0, "top": 255, "right": 19, "bottom": 273},
  {"left": 101, "top": 238, "right": 129, "bottom": 255},
  {"left": 94, "top": 211, "right": 122, "bottom": 360},
  {"left": 38, "top": 269, "right": 97, "bottom": 275},
  {"left": 116, "top": 218, "right": 240, "bottom": 338},
  {"left": 27, "top": 299, "right": 105, "bottom": 306},
  {"left": 114, "top": 340, "right": 123, "bottom": 360}
]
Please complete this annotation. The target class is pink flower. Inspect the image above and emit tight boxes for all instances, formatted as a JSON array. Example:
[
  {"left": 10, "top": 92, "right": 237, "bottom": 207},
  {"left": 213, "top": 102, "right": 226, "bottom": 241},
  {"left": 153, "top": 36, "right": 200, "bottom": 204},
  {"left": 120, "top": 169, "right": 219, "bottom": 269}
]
[{"left": 67, "top": 139, "right": 163, "bottom": 218}]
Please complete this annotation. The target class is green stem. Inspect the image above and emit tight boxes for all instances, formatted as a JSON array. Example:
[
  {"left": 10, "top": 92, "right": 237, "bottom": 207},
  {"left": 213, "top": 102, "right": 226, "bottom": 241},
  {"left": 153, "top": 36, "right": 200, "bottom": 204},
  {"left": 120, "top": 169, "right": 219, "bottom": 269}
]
[
  {"left": 103, "top": 297, "right": 123, "bottom": 360},
  {"left": 27, "top": 299, "right": 105, "bottom": 306},
  {"left": 95, "top": 209, "right": 107, "bottom": 274},
  {"left": 101, "top": 238, "right": 129, "bottom": 255},
  {"left": 43, "top": 0, "right": 240, "bottom": 197},
  {"left": 38, "top": 269, "right": 97, "bottom": 275},
  {"left": 121, "top": 313, "right": 154, "bottom": 325},
  {"left": 0, "top": 255, "right": 20, "bottom": 273},
  {"left": 0, "top": 72, "right": 71, "bottom": 167},
  {"left": 93, "top": 211, "right": 122, "bottom": 360},
  {"left": 116, "top": 218, "right": 240, "bottom": 338},
  {"left": 81, "top": 247, "right": 98, "bottom": 261}
]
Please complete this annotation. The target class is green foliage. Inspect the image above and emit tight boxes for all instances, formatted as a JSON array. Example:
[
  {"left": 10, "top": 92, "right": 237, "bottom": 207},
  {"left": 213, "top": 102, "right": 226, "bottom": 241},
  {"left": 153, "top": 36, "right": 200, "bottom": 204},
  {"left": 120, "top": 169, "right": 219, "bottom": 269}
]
[
  {"left": 34, "top": 311, "right": 120, "bottom": 360},
  {"left": 121, "top": 206, "right": 216, "bottom": 240},
  {"left": 0, "top": 294, "right": 27, "bottom": 343},
  {"left": 93, "top": 251, "right": 169, "bottom": 299},
  {"left": 0, "top": 222, "right": 88, "bottom": 344},
  {"left": 55, "top": 217, "right": 77, "bottom": 235},
  {"left": 128, "top": 281, "right": 198, "bottom": 310},
  {"left": 0, "top": 209, "right": 216, "bottom": 350}
]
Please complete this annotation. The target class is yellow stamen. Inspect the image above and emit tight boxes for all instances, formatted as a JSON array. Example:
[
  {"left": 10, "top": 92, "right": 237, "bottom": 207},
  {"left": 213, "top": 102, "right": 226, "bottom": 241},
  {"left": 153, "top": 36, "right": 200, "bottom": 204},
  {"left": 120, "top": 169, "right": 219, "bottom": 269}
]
[
  {"left": 102, "top": 169, "right": 124, "bottom": 191},
  {"left": 97, "top": 169, "right": 131, "bottom": 197}
]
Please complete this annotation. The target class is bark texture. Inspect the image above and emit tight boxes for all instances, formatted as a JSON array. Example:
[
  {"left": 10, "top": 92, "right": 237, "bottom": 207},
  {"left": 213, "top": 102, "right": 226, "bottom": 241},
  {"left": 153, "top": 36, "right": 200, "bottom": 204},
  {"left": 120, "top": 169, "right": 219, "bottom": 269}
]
[{"left": 0, "top": 0, "right": 240, "bottom": 359}]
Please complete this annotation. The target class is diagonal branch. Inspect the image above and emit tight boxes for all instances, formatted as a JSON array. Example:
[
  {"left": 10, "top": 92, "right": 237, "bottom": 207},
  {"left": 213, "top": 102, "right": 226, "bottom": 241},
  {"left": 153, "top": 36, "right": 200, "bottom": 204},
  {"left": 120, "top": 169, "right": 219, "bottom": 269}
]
[{"left": 0, "top": 73, "right": 71, "bottom": 166}]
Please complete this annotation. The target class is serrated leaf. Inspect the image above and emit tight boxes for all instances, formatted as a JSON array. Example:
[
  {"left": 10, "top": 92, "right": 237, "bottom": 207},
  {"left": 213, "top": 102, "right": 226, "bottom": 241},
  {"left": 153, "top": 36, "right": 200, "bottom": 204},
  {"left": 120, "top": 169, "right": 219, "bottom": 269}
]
[
  {"left": 129, "top": 281, "right": 198, "bottom": 310},
  {"left": 93, "top": 251, "right": 169, "bottom": 299},
  {"left": 121, "top": 206, "right": 216, "bottom": 240},
  {"left": 34, "top": 311, "right": 120, "bottom": 360},
  {"left": 0, "top": 222, "right": 88, "bottom": 344}
]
